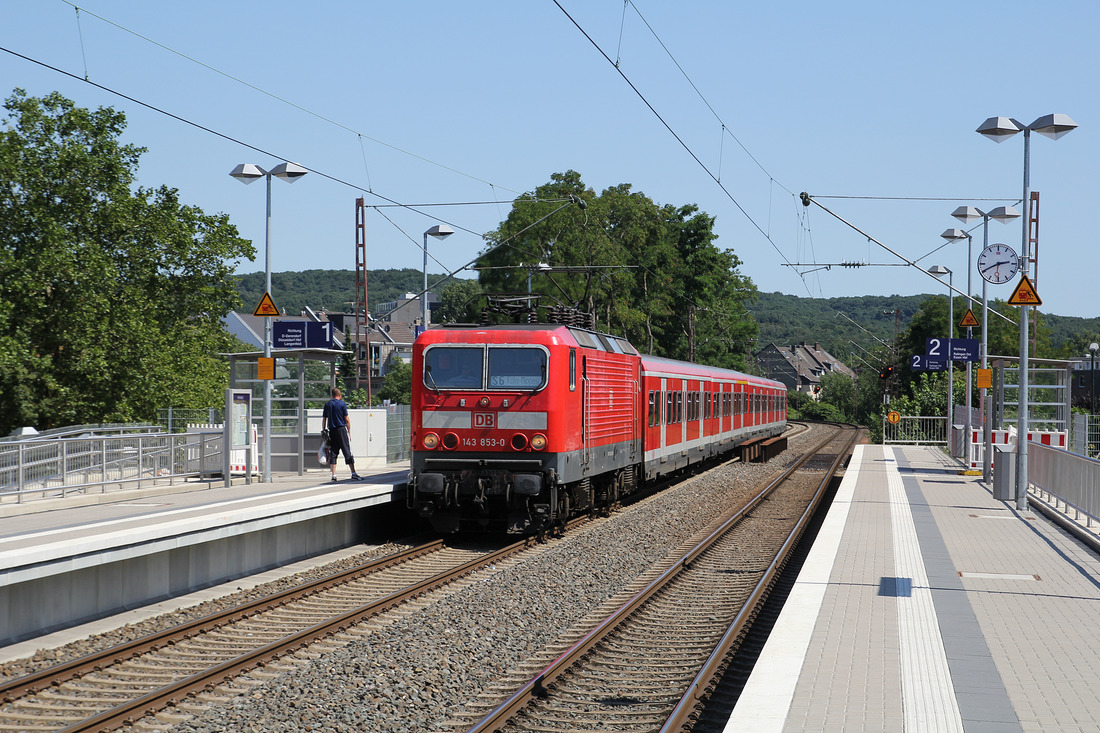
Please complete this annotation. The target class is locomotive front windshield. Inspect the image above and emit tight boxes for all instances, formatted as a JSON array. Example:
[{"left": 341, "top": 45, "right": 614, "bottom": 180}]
[
  {"left": 423, "top": 345, "right": 547, "bottom": 391},
  {"left": 487, "top": 347, "right": 546, "bottom": 389}
]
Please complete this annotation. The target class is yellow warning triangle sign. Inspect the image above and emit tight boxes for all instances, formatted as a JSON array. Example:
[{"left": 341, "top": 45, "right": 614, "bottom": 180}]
[
  {"left": 253, "top": 291, "right": 280, "bottom": 316},
  {"left": 1007, "top": 274, "right": 1042, "bottom": 306},
  {"left": 958, "top": 309, "right": 980, "bottom": 328}
]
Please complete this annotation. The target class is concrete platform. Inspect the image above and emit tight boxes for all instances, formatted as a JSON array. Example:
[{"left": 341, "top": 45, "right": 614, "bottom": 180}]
[
  {"left": 0, "top": 461, "right": 409, "bottom": 648},
  {"left": 727, "top": 444, "right": 1100, "bottom": 732}
]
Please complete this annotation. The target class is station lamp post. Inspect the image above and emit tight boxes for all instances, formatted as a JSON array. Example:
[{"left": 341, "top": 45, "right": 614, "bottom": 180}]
[
  {"left": 230, "top": 162, "right": 308, "bottom": 483},
  {"left": 950, "top": 205, "right": 1020, "bottom": 481},
  {"left": 977, "top": 113, "right": 1077, "bottom": 509},
  {"left": 422, "top": 224, "right": 454, "bottom": 331},
  {"left": 1091, "top": 342, "right": 1099, "bottom": 418},
  {"left": 929, "top": 265, "right": 953, "bottom": 446}
]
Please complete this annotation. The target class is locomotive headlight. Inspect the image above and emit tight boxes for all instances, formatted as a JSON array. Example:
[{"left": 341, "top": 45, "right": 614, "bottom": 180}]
[
  {"left": 442, "top": 432, "right": 459, "bottom": 450},
  {"left": 510, "top": 433, "right": 529, "bottom": 451},
  {"left": 530, "top": 433, "right": 547, "bottom": 451},
  {"left": 422, "top": 432, "right": 440, "bottom": 449},
  {"left": 477, "top": 396, "right": 491, "bottom": 408}
]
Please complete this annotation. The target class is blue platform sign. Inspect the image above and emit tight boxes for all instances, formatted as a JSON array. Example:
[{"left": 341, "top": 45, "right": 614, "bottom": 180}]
[
  {"left": 273, "top": 321, "right": 333, "bottom": 349},
  {"left": 926, "top": 337, "right": 979, "bottom": 363},
  {"left": 949, "top": 338, "right": 979, "bottom": 362},
  {"left": 910, "top": 354, "right": 946, "bottom": 371}
]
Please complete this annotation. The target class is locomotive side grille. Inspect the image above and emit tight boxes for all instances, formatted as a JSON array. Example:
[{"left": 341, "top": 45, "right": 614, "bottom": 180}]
[{"left": 585, "top": 358, "right": 637, "bottom": 442}]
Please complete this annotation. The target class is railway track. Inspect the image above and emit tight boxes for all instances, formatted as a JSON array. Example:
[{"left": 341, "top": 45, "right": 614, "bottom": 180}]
[
  {"left": 455, "top": 423, "right": 859, "bottom": 733},
  {"left": 0, "top": 536, "right": 548, "bottom": 732}
]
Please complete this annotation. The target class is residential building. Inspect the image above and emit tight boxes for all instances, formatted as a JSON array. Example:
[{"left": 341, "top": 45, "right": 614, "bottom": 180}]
[{"left": 755, "top": 341, "right": 855, "bottom": 397}]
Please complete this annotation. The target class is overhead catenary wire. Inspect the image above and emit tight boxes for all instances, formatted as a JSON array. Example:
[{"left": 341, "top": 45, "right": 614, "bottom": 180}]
[
  {"left": 0, "top": 44, "right": 485, "bottom": 240},
  {"left": 623, "top": 1, "right": 789, "bottom": 193},
  {"left": 5, "top": 41, "right": 751, "bottom": 342},
  {"left": 57, "top": 0, "right": 520, "bottom": 196},
  {"left": 53, "top": 3, "right": 806, "bottom": 320},
  {"left": 551, "top": 0, "right": 802, "bottom": 284},
  {"left": 803, "top": 193, "right": 1016, "bottom": 326},
  {"left": 17, "top": 8, "right": 998, "bottom": 338},
  {"left": 562, "top": 4, "right": 1035, "bottom": 311}
]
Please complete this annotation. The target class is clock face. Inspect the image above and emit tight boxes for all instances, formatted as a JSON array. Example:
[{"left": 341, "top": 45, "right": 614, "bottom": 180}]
[{"left": 977, "top": 244, "right": 1020, "bottom": 284}]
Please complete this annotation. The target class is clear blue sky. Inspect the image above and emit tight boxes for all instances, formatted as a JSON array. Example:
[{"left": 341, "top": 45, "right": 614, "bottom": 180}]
[{"left": 4, "top": 1, "right": 1097, "bottom": 320}]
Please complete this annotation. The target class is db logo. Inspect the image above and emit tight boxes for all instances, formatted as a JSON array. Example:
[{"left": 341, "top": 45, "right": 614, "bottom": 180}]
[{"left": 473, "top": 412, "right": 495, "bottom": 428}]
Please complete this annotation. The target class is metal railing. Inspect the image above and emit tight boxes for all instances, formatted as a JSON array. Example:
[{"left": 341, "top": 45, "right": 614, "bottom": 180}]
[
  {"left": 1071, "top": 413, "right": 1100, "bottom": 459},
  {"left": 1028, "top": 442, "right": 1100, "bottom": 529},
  {"left": 0, "top": 423, "right": 162, "bottom": 443},
  {"left": 0, "top": 430, "right": 223, "bottom": 504},
  {"left": 882, "top": 415, "right": 947, "bottom": 445},
  {"left": 385, "top": 404, "right": 412, "bottom": 463},
  {"left": 156, "top": 407, "right": 306, "bottom": 436}
]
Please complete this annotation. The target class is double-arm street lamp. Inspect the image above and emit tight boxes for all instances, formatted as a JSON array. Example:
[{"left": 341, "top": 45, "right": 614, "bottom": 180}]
[
  {"left": 230, "top": 162, "right": 308, "bottom": 483},
  {"left": 949, "top": 205, "right": 1020, "bottom": 481},
  {"left": 422, "top": 224, "right": 454, "bottom": 330},
  {"left": 977, "top": 113, "right": 1077, "bottom": 509}
]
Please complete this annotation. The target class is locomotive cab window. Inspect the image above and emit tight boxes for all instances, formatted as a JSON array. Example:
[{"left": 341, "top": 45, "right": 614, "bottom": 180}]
[
  {"left": 424, "top": 346, "right": 484, "bottom": 389},
  {"left": 487, "top": 347, "right": 548, "bottom": 390}
]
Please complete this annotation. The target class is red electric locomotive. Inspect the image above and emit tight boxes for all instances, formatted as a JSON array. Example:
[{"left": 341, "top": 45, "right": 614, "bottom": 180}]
[{"left": 408, "top": 323, "right": 786, "bottom": 534}]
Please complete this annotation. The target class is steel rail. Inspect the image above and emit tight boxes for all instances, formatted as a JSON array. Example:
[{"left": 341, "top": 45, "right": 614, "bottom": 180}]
[
  {"left": 0, "top": 538, "right": 448, "bottom": 703},
  {"left": 660, "top": 425, "right": 859, "bottom": 731},
  {"left": 465, "top": 424, "right": 849, "bottom": 733},
  {"left": 49, "top": 534, "right": 549, "bottom": 733}
]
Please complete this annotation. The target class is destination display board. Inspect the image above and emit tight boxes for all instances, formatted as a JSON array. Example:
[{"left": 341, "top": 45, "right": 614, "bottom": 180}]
[{"left": 273, "top": 321, "right": 334, "bottom": 349}]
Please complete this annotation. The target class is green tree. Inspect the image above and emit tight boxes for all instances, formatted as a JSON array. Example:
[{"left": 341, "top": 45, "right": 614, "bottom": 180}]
[
  {"left": 800, "top": 400, "right": 845, "bottom": 422},
  {"left": 437, "top": 279, "right": 484, "bottom": 324},
  {"left": 342, "top": 387, "right": 376, "bottom": 408},
  {"left": 477, "top": 171, "right": 757, "bottom": 369},
  {"left": 378, "top": 359, "right": 412, "bottom": 405},
  {"left": 819, "top": 372, "right": 858, "bottom": 421},
  {"left": 786, "top": 389, "right": 814, "bottom": 419},
  {"left": 0, "top": 90, "right": 253, "bottom": 433}
]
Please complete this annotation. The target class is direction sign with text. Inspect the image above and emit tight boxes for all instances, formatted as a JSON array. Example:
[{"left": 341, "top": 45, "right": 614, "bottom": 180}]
[
  {"left": 948, "top": 338, "right": 979, "bottom": 361},
  {"left": 926, "top": 337, "right": 979, "bottom": 363},
  {"left": 910, "top": 354, "right": 947, "bottom": 371},
  {"left": 273, "top": 321, "right": 334, "bottom": 349}
]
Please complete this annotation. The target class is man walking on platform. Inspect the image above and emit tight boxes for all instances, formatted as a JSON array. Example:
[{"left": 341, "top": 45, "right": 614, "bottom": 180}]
[{"left": 321, "top": 387, "right": 361, "bottom": 482}]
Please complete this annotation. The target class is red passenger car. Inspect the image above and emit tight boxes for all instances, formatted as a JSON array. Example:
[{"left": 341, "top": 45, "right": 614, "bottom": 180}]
[{"left": 408, "top": 323, "right": 786, "bottom": 533}]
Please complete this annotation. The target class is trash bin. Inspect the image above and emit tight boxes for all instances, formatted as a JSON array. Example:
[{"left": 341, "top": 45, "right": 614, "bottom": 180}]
[
  {"left": 993, "top": 445, "right": 1016, "bottom": 501},
  {"left": 950, "top": 424, "right": 965, "bottom": 458}
]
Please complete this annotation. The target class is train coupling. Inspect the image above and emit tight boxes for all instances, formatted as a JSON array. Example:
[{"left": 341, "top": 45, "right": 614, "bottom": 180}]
[{"left": 531, "top": 503, "right": 551, "bottom": 528}]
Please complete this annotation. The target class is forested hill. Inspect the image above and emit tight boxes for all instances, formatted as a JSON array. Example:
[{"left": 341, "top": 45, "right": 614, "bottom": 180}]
[
  {"left": 232, "top": 270, "right": 1098, "bottom": 358},
  {"left": 752, "top": 292, "right": 928, "bottom": 358},
  {"left": 235, "top": 268, "right": 455, "bottom": 317},
  {"left": 752, "top": 291, "right": 1100, "bottom": 360}
]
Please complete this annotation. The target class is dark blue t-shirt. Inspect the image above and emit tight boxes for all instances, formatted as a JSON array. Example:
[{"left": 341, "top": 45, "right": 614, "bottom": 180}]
[{"left": 323, "top": 398, "right": 349, "bottom": 429}]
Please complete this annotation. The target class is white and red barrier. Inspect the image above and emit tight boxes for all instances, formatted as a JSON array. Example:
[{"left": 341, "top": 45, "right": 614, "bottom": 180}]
[
  {"left": 967, "top": 428, "right": 1066, "bottom": 470},
  {"left": 966, "top": 429, "right": 1013, "bottom": 470},
  {"left": 1026, "top": 430, "right": 1067, "bottom": 448},
  {"left": 189, "top": 423, "right": 260, "bottom": 476},
  {"left": 230, "top": 426, "right": 260, "bottom": 475}
]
